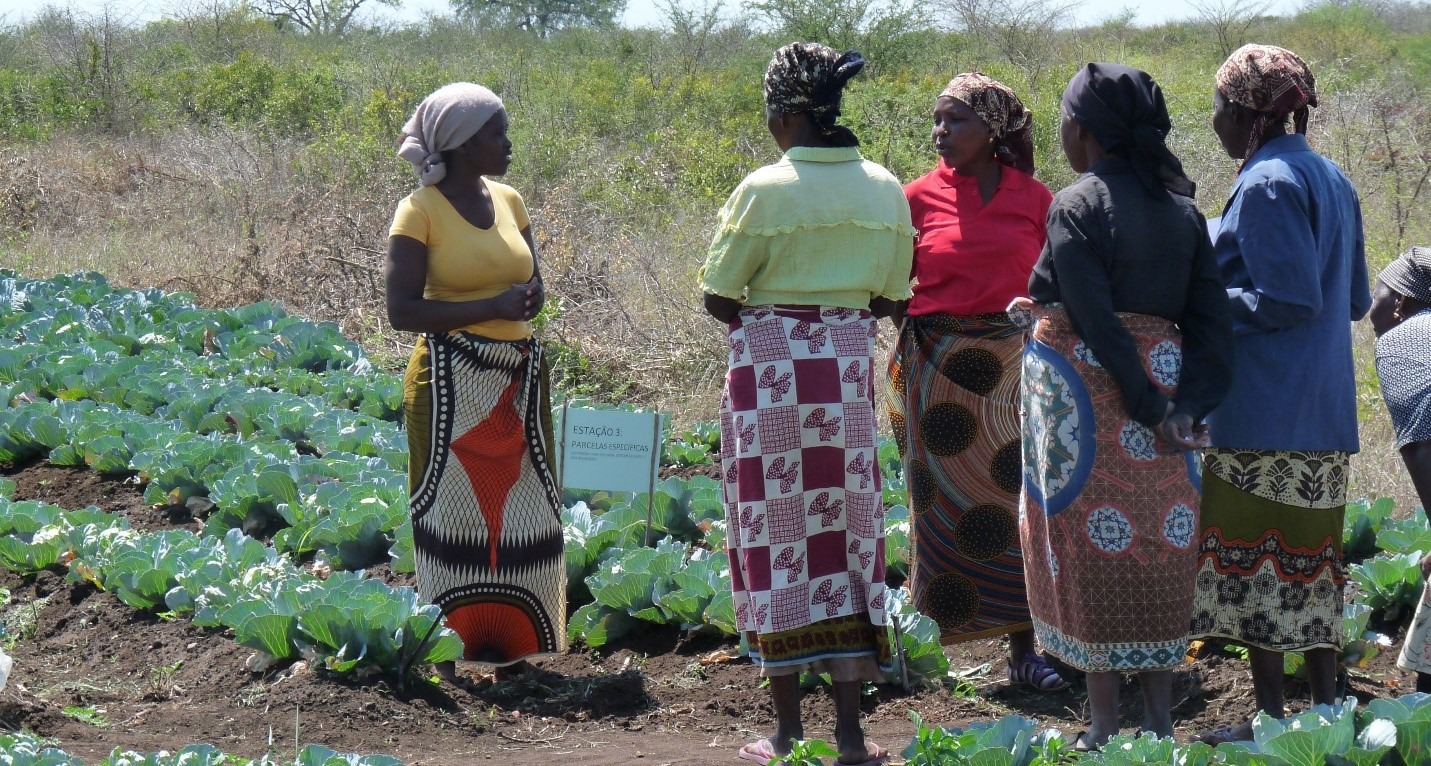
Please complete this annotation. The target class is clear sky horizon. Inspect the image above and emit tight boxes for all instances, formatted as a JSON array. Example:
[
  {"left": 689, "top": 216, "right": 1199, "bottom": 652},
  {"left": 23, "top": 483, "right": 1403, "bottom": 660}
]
[{"left": 2, "top": 0, "right": 1305, "bottom": 31}]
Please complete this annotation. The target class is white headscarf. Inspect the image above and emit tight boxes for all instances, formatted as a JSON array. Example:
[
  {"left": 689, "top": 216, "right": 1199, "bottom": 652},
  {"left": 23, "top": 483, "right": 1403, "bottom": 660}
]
[{"left": 396, "top": 82, "right": 505, "bottom": 186}]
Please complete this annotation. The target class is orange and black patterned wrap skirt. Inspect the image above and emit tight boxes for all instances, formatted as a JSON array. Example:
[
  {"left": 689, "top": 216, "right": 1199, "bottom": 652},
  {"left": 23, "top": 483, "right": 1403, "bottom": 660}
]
[
  {"left": 886, "top": 313, "right": 1031, "bottom": 643},
  {"left": 403, "top": 332, "right": 565, "bottom": 665},
  {"left": 1018, "top": 306, "right": 1203, "bottom": 672}
]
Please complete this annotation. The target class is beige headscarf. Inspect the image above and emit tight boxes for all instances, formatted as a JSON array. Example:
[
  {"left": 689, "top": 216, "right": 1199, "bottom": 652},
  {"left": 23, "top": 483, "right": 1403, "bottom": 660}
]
[{"left": 396, "top": 82, "right": 505, "bottom": 186}]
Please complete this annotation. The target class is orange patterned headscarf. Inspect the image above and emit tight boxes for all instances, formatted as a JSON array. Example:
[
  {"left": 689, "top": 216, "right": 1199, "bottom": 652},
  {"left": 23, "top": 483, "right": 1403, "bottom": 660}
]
[
  {"left": 1215, "top": 44, "right": 1318, "bottom": 168},
  {"left": 940, "top": 72, "right": 1035, "bottom": 175}
]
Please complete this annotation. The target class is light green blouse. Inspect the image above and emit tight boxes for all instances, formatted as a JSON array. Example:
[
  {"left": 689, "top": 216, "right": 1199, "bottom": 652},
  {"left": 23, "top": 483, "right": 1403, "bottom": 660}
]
[{"left": 700, "top": 146, "right": 915, "bottom": 309}]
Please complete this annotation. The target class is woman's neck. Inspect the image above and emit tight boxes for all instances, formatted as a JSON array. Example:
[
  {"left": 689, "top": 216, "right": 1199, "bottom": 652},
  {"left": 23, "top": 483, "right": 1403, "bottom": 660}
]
[
  {"left": 437, "top": 166, "right": 485, "bottom": 197},
  {"left": 950, "top": 156, "right": 1002, "bottom": 203}
]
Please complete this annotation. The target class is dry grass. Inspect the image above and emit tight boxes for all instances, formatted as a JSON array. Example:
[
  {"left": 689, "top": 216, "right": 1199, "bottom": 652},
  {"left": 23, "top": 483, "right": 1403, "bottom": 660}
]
[{"left": 0, "top": 128, "right": 1423, "bottom": 512}]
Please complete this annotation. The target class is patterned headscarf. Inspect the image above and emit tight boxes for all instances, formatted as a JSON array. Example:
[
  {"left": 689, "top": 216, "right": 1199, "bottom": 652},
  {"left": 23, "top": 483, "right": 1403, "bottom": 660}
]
[
  {"left": 940, "top": 72, "right": 1035, "bottom": 175},
  {"left": 764, "top": 42, "right": 866, "bottom": 146},
  {"left": 1215, "top": 44, "right": 1318, "bottom": 169},
  {"left": 396, "top": 82, "right": 505, "bottom": 186},
  {"left": 1381, "top": 246, "right": 1431, "bottom": 306},
  {"left": 1063, "top": 62, "right": 1195, "bottom": 199}
]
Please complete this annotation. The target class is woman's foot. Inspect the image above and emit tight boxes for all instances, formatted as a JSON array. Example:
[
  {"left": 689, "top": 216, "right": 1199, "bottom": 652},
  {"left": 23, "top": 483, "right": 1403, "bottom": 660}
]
[
  {"left": 738, "top": 738, "right": 790, "bottom": 764},
  {"left": 433, "top": 661, "right": 482, "bottom": 694},
  {"left": 1072, "top": 728, "right": 1115, "bottom": 751},
  {"left": 1197, "top": 720, "right": 1254, "bottom": 745},
  {"left": 493, "top": 660, "right": 532, "bottom": 682},
  {"left": 836, "top": 739, "right": 888, "bottom": 765},
  {"left": 1008, "top": 652, "right": 1069, "bottom": 691}
]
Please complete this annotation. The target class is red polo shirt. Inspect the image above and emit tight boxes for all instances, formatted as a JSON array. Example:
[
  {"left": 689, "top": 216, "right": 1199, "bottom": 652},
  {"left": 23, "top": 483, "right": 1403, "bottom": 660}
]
[{"left": 904, "top": 164, "right": 1053, "bottom": 317}]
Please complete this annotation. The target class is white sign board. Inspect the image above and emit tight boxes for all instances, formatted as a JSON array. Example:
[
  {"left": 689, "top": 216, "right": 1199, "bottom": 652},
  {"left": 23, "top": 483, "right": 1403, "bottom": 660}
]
[{"left": 559, "top": 406, "right": 663, "bottom": 494}]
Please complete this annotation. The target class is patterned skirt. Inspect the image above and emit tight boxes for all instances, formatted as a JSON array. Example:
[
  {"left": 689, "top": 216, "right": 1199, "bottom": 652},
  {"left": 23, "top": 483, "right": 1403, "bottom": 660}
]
[
  {"left": 1399, "top": 584, "right": 1431, "bottom": 674},
  {"left": 721, "top": 305, "right": 891, "bottom": 677},
  {"left": 1189, "top": 449, "right": 1348, "bottom": 652},
  {"left": 403, "top": 332, "right": 565, "bottom": 665},
  {"left": 1018, "top": 306, "right": 1203, "bottom": 672},
  {"left": 886, "top": 313, "right": 1030, "bottom": 643}
]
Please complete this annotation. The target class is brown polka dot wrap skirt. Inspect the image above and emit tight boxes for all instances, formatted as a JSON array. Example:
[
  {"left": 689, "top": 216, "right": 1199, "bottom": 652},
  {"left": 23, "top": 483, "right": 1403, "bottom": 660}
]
[{"left": 887, "top": 313, "right": 1032, "bottom": 643}]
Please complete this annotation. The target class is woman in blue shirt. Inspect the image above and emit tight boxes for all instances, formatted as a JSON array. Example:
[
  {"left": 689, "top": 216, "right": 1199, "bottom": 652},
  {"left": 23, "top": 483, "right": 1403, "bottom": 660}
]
[{"left": 1190, "top": 44, "right": 1371, "bottom": 743}]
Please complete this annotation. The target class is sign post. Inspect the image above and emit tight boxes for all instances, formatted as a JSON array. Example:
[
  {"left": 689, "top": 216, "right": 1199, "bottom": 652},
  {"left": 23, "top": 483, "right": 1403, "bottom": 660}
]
[{"left": 558, "top": 404, "right": 665, "bottom": 543}]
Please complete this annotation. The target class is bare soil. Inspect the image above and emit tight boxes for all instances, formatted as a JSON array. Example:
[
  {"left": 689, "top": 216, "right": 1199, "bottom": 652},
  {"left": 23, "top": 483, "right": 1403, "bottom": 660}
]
[{"left": 0, "top": 460, "right": 1417, "bottom": 765}]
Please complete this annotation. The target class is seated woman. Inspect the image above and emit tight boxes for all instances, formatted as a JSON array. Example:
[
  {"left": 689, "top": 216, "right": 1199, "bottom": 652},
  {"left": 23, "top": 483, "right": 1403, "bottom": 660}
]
[
  {"left": 700, "top": 42, "right": 914, "bottom": 766},
  {"left": 1017, "top": 62, "right": 1232, "bottom": 749},
  {"left": 887, "top": 72, "right": 1066, "bottom": 691},
  {"left": 1371, "top": 246, "right": 1431, "bottom": 690}
]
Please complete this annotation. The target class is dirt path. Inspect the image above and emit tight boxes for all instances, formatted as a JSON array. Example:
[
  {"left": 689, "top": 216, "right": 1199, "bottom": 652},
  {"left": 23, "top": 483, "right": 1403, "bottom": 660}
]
[{"left": 0, "top": 461, "right": 1416, "bottom": 765}]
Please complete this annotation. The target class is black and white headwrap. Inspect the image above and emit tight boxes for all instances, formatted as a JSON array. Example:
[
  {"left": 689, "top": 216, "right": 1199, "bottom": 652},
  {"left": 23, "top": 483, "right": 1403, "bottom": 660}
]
[
  {"left": 764, "top": 42, "right": 866, "bottom": 145},
  {"left": 1381, "top": 245, "right": 1431, "bottom": 305}
]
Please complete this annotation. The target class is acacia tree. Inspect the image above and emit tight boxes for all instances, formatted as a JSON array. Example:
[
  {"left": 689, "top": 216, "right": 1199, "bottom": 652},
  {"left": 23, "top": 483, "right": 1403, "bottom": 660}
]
[
  {"left": 251, "top": 0, "right": 400, "bottom": 34},
  {"left": 945, "top": 0, "right": 1077, "bottom": 95},
  {"left": 742, "top": 0, "right": 932, "bottom": 73},
  {"left": 450, "top": 0, "right": 626, "bottom": 36},
  {"left": 1189, "top": 0, "right": 1275, "bottom": 57}
]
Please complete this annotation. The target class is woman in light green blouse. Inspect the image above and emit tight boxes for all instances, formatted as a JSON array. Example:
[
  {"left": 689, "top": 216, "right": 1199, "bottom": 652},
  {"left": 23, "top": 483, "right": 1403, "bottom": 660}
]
[{"left": 700, "top": 42, "right": 913, "bottom": 766}]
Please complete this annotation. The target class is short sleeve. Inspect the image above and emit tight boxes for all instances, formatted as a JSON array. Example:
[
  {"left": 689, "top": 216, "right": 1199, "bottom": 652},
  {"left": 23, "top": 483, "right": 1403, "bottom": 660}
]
[
  {"left": 388, "top": 195, "right": 430, "bottom": 244},
  {"left": 498, "top": 185, "right": 532, "bottom": 231},
  {"left": 880, "top": 207, "right": 915, "bottom": 301},
  {"left": 699, "top": 182, "right": 767, "bottom": 300}
]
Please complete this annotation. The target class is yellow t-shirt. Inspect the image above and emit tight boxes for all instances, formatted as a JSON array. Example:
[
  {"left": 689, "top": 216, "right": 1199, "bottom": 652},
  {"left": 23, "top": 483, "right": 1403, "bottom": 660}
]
[{"left": 388, "top": 181, "right": 534, "bottom": 341}]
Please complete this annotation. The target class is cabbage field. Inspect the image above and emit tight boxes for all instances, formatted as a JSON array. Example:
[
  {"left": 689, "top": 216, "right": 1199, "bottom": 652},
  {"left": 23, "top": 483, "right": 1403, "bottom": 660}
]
[{"left": 2, "top": 271, "right": 1431, "bottom": 765}]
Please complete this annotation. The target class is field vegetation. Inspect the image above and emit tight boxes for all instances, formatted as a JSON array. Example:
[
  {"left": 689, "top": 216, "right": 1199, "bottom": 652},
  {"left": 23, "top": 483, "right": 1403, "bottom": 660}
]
[
  {"left": 2, "top": 0, "right": 1429, "bottom": 482},
  {"left": 0, "top": 4, "right": 1427, "bottom": 506}
]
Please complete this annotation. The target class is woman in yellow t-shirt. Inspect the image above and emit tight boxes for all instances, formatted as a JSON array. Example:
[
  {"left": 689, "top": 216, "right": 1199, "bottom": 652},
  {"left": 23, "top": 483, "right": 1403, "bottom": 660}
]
[{"left": 386, "top": 82, "right": 563, "bottom": 687}]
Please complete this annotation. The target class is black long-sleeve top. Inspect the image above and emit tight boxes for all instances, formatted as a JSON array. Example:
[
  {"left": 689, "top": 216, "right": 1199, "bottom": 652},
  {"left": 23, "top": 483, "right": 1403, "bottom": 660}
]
[{"left": 1027, "top": 158, "right": 1234, "bottom": 427}]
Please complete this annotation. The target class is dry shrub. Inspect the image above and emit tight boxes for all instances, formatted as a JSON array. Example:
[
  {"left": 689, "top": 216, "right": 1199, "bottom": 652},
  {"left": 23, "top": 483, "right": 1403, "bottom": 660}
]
[{"left": 531, "top": 187, "right": 727, "bottom": 425}]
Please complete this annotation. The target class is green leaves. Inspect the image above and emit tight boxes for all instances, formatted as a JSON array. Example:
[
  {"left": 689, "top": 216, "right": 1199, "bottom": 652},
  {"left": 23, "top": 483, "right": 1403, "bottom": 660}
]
[
  {"left": 885, "top": 587, "right": 950, "bottom": 688},
  {"left": 1349, "top": 552, "right": 1424, "bottom": 622},
  {"left": 1361, "top": 693, "right": 1431, "bottom": 765}
]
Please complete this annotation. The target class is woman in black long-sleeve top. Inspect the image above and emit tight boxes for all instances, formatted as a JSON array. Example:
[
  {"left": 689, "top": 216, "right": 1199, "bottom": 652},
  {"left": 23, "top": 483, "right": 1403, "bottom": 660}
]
[{"left": 1014, "top": 62, "right": 1232, "bottom": 750}]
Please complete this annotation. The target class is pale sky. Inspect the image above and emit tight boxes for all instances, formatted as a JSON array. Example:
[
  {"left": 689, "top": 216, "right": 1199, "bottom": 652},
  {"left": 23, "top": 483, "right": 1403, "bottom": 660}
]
[{"left": 1, "top": 0, "right": 1304, "bottom": 30}]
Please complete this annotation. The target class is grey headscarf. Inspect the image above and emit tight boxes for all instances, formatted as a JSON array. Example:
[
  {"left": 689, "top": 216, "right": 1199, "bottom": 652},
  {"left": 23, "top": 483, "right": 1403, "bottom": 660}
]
[{"left": 396, "top": 82, "right": 505, "bottom": 186}]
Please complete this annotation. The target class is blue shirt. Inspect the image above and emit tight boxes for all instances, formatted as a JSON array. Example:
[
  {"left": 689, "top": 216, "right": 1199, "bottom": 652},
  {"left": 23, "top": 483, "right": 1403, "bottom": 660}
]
[{"left": 1205, "top": 134, "right": 1371, "bottom": 452}]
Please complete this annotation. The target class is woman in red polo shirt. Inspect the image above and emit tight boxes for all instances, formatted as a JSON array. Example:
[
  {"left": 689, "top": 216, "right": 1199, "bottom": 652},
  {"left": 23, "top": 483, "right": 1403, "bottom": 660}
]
[{"left": 886, "top": 72, "right": 1065, "bottom": 691}]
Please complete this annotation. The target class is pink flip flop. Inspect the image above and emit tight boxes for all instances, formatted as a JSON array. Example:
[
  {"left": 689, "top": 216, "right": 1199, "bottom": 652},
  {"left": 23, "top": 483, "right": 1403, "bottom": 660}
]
[{"left": 738, "top": 739, "right": 784, "bottom": 765}]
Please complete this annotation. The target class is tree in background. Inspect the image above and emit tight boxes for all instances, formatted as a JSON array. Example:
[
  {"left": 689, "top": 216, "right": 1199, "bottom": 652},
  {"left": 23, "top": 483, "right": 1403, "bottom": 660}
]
[
  {"left": 945, "top": 0, "right": 1077, "bottom": 94},
  {"left": 1189, "top": 0, "right": 1276, "bottom": 56},
  {"left": 742, "top": 0, "right": 933, "bottom": 72},
  {"left": 451, "top": 0, "right": 625, "bottom": 36},
  {"left": 251, "top": 0, "right": 401, "bottom": 34}
]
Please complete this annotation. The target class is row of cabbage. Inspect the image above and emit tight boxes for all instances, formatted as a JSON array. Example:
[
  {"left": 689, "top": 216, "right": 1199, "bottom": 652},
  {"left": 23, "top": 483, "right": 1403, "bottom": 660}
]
[
  {"left": 18, "top": 272, "right": 1430, "bottom": 688},
  {"left": 899, "top": 694, "right": 1431, "bottom": 766},
  {"left": 0, "top": 273, "right": 936, "bottom": 681},
  {"left": 0, "top": 481, "right": 459, "bottom": 675},
  {"left": 0, "top": 733, "right": 403, "bottom": 766}
]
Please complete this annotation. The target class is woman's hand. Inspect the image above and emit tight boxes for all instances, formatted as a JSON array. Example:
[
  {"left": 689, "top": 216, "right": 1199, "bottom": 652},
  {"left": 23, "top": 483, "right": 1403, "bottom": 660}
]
[
  {"left": 493, "top": 282, "right": 542, "bottom": 322},
  {"left": 703, "top": 293, "right": 743, "bottom": 323},
  {"left": 1156, "top": 402, "right": 1210, "bottom": 450},
  {"left": 522, "top": 275, "right": 546, "bottom": 319}
]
